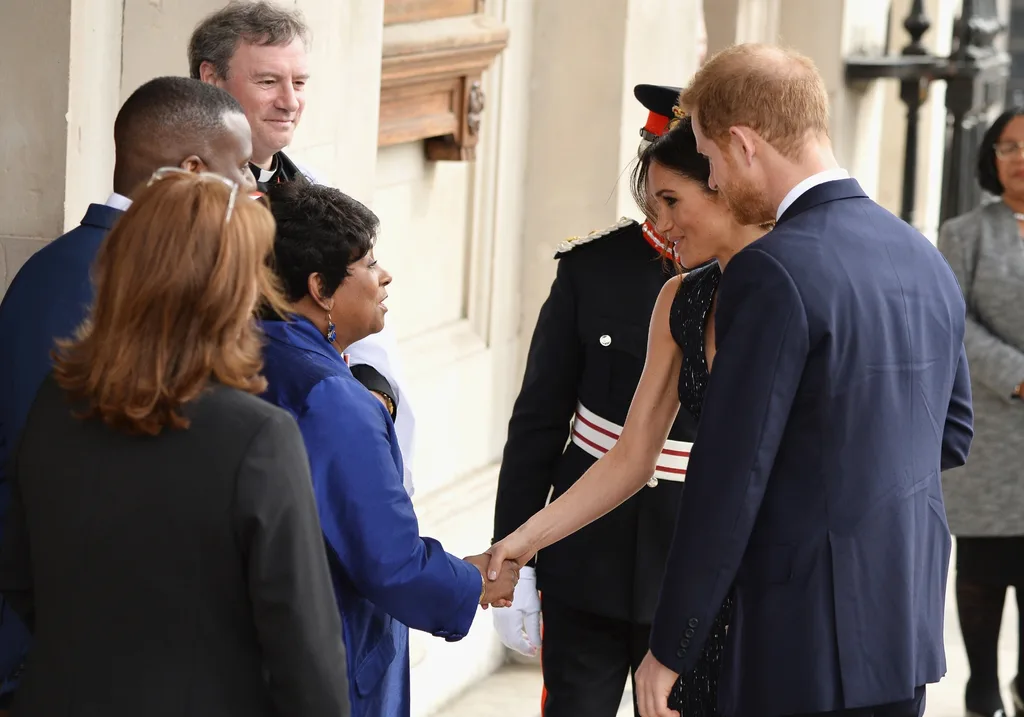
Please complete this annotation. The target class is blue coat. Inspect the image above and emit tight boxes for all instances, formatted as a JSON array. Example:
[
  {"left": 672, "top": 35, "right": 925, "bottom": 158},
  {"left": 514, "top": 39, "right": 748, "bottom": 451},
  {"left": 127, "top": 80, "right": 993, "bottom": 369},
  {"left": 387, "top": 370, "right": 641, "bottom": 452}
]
[
  {"left": 649, "top": 179, "right": 973, "bottom": 716},
  {"left": 0, "top": 204, "right": 123, "bottom": 698},
  {"left": 259, "top": 317, "right": 481, "bottom": 717}
]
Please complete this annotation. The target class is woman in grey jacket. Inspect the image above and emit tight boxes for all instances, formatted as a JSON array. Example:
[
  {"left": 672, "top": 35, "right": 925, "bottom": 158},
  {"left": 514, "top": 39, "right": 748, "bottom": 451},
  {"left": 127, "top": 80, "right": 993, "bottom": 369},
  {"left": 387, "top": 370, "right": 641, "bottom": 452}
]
[{"left": 938, "top": 108, "right": 1024, "bottom": 717}]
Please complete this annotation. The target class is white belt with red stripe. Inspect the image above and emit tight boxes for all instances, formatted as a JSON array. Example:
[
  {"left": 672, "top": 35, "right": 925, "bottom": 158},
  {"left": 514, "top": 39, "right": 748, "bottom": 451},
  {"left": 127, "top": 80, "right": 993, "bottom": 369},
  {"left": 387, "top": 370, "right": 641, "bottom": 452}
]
[{"left": 570, "top": 402, "right": 690, "bottom": 487}]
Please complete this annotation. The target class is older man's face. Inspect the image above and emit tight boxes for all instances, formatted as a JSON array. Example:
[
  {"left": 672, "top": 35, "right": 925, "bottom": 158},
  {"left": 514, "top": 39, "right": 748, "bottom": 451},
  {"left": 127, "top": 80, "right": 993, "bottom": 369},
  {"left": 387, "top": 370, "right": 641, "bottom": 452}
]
[{"left": 216, "top": 38, "right": 309, "bottom": 168}]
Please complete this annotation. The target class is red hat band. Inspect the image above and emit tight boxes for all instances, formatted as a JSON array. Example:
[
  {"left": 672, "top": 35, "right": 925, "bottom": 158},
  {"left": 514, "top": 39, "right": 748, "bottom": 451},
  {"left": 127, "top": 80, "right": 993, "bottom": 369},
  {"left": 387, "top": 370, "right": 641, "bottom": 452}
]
[{"left": 643, "top": 111, "right": 671, "bottom": 139}]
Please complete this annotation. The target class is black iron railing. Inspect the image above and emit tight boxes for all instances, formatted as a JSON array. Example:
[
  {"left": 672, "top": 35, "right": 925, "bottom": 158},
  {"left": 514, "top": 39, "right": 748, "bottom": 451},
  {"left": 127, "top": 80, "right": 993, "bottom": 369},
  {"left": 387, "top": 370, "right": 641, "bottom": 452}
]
[{"left": 845, "top": 0, "right": 1010, "bottom": 224}]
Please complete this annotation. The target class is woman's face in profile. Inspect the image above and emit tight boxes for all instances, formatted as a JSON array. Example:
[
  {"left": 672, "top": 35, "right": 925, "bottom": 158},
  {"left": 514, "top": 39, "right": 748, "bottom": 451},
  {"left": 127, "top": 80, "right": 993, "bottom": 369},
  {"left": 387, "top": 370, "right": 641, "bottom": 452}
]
[
  {"left": 995, "top": 115, "right": 1024, "bottom": 200},
  {"left": 331, "top": 250, "right": 392, "bottom": 343},
  {"left": 647, "top": 161, "right": 733, "bottom": 269}
]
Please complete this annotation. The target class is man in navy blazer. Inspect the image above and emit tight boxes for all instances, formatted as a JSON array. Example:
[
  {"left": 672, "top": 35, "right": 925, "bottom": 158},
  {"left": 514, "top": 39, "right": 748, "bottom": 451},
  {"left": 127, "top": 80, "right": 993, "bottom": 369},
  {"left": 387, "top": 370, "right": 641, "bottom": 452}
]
[
  {"left": 632, "top": 45, "right": 974, "bottom": 717},
  {"left": 0, "top": 76, "right": 258, "bottom": 706}
]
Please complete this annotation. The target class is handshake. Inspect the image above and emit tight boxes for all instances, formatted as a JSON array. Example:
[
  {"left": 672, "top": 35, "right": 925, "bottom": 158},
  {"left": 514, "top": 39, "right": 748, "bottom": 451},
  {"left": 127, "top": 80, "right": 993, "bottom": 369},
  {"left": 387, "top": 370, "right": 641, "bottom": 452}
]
[
  {"left": 464, "top": 553, "right": 520, "bottom": 609},
  {"left": 464, "top": 554, "right": 542, "bottom": 658}
]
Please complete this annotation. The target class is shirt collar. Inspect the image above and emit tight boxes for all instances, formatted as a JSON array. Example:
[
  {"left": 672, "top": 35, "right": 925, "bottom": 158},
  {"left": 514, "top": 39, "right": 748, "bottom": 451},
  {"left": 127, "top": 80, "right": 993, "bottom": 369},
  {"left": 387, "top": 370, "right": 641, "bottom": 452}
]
[
  {"left": 104, "top": 192, "right": 132, "bottom": 211},
  {"left": 251, "top": 155, "right": 279, "bottom": 184},
  {"left": 775, "top": 168, "right": 851, "bottom": 221}
]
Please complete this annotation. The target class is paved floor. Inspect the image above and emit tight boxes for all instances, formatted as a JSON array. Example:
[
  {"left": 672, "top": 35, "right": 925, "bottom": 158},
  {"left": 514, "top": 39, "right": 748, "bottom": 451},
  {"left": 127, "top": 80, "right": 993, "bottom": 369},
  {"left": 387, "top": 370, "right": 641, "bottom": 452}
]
[{"left": 435, "top": 586, "right": 1019, "bottom": 717}]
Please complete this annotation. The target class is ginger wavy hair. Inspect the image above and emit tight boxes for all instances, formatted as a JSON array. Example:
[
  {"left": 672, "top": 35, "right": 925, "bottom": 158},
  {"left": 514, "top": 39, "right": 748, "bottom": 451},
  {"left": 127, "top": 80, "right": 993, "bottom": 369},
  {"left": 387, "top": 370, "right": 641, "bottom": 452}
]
[
  {"left": 679, "top": 43, "right": 830, "bottom": 159},
  {"left": 53, "top": 171, "right": 287, "bottom": 435}
]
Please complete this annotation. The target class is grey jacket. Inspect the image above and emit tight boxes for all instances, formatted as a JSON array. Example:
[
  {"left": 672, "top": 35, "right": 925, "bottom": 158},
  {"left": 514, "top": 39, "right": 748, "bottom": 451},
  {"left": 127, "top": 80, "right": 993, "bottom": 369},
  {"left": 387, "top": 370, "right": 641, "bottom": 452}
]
[{"left": 938, "top": 199, "right": 1024, "bottom": 536}]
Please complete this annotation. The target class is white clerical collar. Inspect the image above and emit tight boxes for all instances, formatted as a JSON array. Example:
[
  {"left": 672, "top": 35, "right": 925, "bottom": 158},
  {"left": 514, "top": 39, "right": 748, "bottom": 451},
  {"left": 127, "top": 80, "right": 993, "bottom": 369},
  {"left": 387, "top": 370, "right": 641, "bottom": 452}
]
[
  {"left": 254, "top": 155, "right": 279, "bottom": 183},
  {"left": 775, "top": 168, "right": 850, "bottom": 221},
  {"left": 104, "top": 192, "right": 132, "bottom": 211}
]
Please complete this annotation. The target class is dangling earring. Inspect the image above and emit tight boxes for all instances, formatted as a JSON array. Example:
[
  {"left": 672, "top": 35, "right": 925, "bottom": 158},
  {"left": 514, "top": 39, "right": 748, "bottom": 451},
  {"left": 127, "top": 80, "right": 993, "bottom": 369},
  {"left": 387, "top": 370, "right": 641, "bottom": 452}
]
[{"left": 326, "top": 312, "right": 336, "bottom": 344}]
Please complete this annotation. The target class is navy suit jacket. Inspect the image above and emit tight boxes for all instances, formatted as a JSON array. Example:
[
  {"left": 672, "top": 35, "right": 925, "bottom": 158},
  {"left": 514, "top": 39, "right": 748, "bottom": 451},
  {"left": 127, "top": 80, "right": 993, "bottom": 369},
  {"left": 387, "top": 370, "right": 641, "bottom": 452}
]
[
  {"left": 259, "top": 317, "right": 481, "bottom": 717},
  {"left": 650, "top": 179, "right": 973, "bottom": 716},
  {"left": 0, "top": 204, "right": 122, "bottom": 696}
]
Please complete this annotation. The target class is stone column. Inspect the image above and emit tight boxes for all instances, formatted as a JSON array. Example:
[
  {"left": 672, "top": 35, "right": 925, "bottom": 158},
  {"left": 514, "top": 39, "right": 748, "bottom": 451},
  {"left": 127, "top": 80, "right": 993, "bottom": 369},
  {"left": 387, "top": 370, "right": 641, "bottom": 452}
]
[
  {"left": 518, "top": 0, "right": 706, "bottom": 372},
  {"left": 516, "top": 0, "right": 629, "bottom": 371},
  {"left": 614, "top": 0, "right": 705, "bottom": 218},
  {"left": 120, "top": 0, "right": 221, "bottom": 96},
  {"left": 288, "top": 0, "right": 385, "bottom": 204},
  {"left": 65, "top": 0, "right": 125, "bottom": 231},
  {"left": 703, "top": 0, "right": 781, "bottom": 55},
  {"left": 0, "top": 0, "right": 123, "bottom": 297}
]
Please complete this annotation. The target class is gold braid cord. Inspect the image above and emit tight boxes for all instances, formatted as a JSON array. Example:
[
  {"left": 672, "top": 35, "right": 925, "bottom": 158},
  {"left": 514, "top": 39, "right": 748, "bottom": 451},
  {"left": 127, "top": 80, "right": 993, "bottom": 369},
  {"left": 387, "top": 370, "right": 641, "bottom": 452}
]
[{"left": 668, "top": 104, "right": 687, "bottom": 130}]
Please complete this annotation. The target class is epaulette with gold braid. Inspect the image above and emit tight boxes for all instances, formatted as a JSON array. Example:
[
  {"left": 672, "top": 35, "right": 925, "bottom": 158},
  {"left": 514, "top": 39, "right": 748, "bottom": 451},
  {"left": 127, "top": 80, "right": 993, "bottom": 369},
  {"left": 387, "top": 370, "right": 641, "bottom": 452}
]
[{"left": 554, "top": 217, "right": 636, "bottom": 258}]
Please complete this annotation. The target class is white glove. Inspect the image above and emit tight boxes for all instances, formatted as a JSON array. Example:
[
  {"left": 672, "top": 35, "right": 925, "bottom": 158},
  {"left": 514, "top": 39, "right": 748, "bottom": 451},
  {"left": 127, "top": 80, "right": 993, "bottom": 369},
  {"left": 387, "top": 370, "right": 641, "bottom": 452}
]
[{"left": 492, "top": 566, "right": 542, "bottom": 656}]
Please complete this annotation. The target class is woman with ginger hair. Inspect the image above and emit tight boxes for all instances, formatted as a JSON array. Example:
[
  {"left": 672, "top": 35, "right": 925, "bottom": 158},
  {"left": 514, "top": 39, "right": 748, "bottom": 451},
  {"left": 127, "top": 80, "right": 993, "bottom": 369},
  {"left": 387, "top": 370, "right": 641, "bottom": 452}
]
[{"left": 0, "top": 170, "right": 350, "bottom": 717}]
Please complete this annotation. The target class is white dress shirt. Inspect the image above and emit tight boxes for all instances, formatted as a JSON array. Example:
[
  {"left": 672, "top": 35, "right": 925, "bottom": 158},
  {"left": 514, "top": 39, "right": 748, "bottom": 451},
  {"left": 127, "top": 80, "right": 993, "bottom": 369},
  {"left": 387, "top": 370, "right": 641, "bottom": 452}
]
[
  {"left": 775, "top": 168, "right": 850, "bottom": 221},
  {"left": 104, "top": 193, "right": 133, "bottom": 211}
]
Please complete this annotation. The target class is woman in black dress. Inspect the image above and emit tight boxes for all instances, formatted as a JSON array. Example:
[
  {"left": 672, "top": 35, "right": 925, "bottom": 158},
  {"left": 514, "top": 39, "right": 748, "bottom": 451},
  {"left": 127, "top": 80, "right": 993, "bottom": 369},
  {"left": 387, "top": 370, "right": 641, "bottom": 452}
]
[
  {"left": 488, "top": 116, "right": 769, "bottom": 716},
  {"left": 636, "top": 118, "right": 774, "bottom": 715}
]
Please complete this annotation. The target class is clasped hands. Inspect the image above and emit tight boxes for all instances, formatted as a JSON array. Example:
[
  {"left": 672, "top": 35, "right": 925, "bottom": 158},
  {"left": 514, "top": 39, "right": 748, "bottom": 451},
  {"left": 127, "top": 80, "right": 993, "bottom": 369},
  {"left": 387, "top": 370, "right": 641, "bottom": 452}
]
[
  {"left": 463, "top": 526, "right": 539, "bottom": 609},
  {"left": 464, "top": 553, "right": 519, "bottom": 609}
]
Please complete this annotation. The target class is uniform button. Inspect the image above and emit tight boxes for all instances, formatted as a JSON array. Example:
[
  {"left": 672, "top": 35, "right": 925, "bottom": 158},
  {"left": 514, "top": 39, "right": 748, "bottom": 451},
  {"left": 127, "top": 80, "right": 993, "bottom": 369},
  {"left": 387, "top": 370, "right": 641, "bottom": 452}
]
[
  {"left": 685, "top": 628, "right": 694, "bottom": 638},
  {"left": 681, "top": 639, "right": 690, "bottom": 648},
  {"left": 599, "top": 334, "right": 612, "bottom": 347},
  {"left": 688, "top": 618, "right": 699, "bottom": 627},
  {"left": 676, "top": 648, "right": 686, "bottom": 658},
  {"left": 646, "top": 476, "right": 659, "bottom": 488}
]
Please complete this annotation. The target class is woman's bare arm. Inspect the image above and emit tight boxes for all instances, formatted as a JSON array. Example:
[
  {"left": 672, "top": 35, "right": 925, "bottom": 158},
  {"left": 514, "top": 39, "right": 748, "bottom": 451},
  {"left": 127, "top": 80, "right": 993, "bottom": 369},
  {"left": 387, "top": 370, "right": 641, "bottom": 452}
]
[{"left": 487, "top": 275, "right": 684, "bottom": 575}]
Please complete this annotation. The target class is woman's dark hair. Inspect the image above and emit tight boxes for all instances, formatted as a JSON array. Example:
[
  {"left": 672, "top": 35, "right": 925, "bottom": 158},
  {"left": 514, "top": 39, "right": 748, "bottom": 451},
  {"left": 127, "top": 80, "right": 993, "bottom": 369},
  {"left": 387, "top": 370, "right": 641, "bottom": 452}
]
[
  {"left": 630, "top": 117, "right": 713, "bottom": 218},
  {"left": 977, "top": 106, "right": 1024, "bottom": 196},
  {"left": 267, "top": 179, "right": 380, "bottom": 303}
]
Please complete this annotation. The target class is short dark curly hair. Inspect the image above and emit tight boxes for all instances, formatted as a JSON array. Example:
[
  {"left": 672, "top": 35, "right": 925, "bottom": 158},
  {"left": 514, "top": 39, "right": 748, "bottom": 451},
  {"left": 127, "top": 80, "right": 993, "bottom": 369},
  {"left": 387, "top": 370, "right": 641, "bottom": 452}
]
[
  {"left": 266, "top": 180, "right": 379, "bottom": 303},
  {"left": 977, "top": 106, "right": 1024, "bottom": 196}
]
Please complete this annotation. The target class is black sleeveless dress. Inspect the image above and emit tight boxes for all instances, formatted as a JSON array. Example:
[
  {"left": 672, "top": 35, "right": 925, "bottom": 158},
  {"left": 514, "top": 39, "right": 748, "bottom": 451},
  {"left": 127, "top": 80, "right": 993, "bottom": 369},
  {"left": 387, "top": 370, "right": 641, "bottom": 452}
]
[{"left": 665, "top": 262, "right": 734, "bottom": 716}]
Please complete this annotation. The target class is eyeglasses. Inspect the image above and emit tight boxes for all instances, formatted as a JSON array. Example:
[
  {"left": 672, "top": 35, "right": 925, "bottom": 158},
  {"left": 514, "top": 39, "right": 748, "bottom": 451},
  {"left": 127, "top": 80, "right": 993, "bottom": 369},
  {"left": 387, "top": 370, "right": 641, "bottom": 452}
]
[
  {"left": 994, "top": 141, "right": 1024, "bottom": 160},
  {"left": 146, "top": 167, "right": 269, "bottom": 222}
]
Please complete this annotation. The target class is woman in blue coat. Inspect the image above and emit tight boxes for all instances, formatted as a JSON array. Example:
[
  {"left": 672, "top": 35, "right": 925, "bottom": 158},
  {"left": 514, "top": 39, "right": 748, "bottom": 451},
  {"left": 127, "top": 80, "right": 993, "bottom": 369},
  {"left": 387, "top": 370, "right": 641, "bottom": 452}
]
[{"left": 258, "top": 180, "right": 519, "bottom": 717}]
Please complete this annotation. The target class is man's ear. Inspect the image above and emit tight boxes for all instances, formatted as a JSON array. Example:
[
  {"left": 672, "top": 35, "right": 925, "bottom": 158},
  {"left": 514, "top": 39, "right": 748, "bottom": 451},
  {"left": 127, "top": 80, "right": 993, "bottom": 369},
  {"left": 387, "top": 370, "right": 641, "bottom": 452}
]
[
  {"left": 729, "top": 126, "right": 757, "bottom": 166},
  {"left": 179, "top": 155, "right": 208, "bottom": 173},
  {"left": 198, "top": 61, "right": 223, "bottom": 86}
]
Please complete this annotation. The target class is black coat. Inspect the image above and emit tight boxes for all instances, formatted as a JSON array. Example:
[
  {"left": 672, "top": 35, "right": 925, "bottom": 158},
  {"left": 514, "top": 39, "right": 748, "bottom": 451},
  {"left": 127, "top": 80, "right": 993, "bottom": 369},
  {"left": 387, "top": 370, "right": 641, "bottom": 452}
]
[
  {"left": 493, "top": 219, "right": 698, "bottom": 624},
  {"left": 0, "top": 378, "right": 350, "bottom": 717}
]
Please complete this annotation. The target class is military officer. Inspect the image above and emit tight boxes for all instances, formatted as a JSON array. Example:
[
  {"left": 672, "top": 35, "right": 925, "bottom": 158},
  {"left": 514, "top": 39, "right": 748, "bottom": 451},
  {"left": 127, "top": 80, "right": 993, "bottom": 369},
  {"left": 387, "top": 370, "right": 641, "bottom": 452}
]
[{"left": 491, "top": 84, "right": 698, "bottom": 717}]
